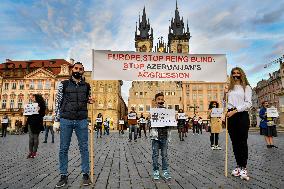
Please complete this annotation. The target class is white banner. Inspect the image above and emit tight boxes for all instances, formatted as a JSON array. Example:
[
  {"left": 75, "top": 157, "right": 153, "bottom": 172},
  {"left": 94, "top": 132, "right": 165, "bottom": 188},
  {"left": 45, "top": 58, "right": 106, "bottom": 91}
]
[
  {"left": 139, "top": 118, "right": 146, "bottom": 124},
  {"left": 23, "top": 103, "right": 39, "bottom": 115},
  {"left": 92, "top": 50, "right": 227, "bottom": 81},
  {"left": 96, "top": 118, "right": 103, "bottom": 123},
  {"left": 177, "top": 113, "right": 186, "bottom": 119},
  {"left": 119, "top": 120, "right": 124, "bottom": 124},
  {"left": 150, "top": 108, "right": 177, "bottom": 127},
  {"left": 128, "top": 113, "right": 137, "bottom": 120},
  {"left": 211, "top": 108, "right": 224, "bottom": 117},
  {"left": 267, "top": 108, "right": 279, "bottom": 118}
]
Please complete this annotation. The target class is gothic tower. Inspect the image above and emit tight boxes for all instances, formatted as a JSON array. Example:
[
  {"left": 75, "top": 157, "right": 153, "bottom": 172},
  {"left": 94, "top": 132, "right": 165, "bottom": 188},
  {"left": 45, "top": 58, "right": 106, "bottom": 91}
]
[
  {"left": 135, "top": 7, "right": 153, "bottom": 52},
  {"left": 168, "top": 1, "right": 191, "bottom": 53}
]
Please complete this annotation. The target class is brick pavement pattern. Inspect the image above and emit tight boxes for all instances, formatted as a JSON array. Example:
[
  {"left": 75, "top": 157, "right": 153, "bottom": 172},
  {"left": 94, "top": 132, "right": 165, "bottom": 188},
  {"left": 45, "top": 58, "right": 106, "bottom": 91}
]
[{"left": 0, "top": 130, "right": 283, "bottom": 189}]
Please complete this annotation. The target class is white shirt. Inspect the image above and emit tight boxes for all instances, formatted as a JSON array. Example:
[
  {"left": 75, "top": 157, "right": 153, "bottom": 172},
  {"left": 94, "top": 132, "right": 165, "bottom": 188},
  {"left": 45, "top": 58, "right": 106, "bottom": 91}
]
[{"left": 228, "top": 85, "right": 252, "bottom": 112}]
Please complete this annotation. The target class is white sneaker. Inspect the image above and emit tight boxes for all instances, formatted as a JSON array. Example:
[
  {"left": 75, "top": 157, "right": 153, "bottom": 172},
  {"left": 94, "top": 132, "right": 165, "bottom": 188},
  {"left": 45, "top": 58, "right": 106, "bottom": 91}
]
[
  {"left": 215, "top": 145, "right": 222, "bottom": 150},
  {"left": 211, "top": 145, "right": 215, "bottom": 150},
  {"left": 240, "top": 169, "right": 249, "bottom": 181},
  {"left": 231, "top": 167, "right": 241, "bottom": 177}
]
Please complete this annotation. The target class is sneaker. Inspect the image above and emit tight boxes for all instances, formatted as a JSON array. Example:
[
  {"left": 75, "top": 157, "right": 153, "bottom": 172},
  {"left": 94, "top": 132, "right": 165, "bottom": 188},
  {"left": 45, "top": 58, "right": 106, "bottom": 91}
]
[
  {"left": 128, "top": 139, "right": 132, "bottom": 142},
  {"left": 134, "top": 139, "right": 137, "bottom": 142},
  {"left": 211, "top": 145, "right": 216, "bottom": 150},
  {"left": 215, "top": 145, "right": 222, "bottom": 150},
  {"left": 240, "top": 168, "right": 249, "bottom": 181},
  {"left": 162, "top": 170, "right": 172, "bottom": 180},
  {"left": 52, "top": 141, "right": 54, "bottom": 143},
  {"left": 231, "top": 167, "right": 241, "bottom": 177},
  {"left": 153, "top": 170, "right": 160, "bottom": 180},
  {"left": 82, "top": 174, "right": 92, "bottom": 186},
  {"left": 31, "top": 152, "right": 36, "bottom": 158},
  {"left": 43, "top": 141, "right": 47, "bottom": 143},
  {"left": 267, "top": 145, "right": 272, "bottom": 148},
  {"left": 26, "top": 152, "right": 33, "bottom": 159},
  {"left": 55, "top": 175, "right": 68, "bottom": 188},
  {"left": 271, "top": 145, "right": 278, "bottom": 148}
]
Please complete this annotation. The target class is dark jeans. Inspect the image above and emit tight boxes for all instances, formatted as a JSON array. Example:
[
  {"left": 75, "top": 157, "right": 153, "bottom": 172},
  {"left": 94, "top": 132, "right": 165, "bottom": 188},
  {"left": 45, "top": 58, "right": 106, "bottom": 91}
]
[
  {"left": 152, "top": 139, "right": 168, "bottom": 171},
  {"left": 96, "top": 125, "right": 102, "bottom": 137},
  {"left": 28, "top": 126, "right": 39, "bottom": 153},
  {"left": 210, "top": 133, "right": 219, "bottom": 146},
  {"left": 1, "top": 123, "right": 8, "bottom": 137},
  {"left": 44, "top": 126, "right": 54, "bottom": 142},
  {"left": 228, "top": 111, "right": 249, "bottom": 168},
  {"left": 104, "top": 126, "right": 109, "bottom": 135},
  {"left": 139, "top": 124, "right": 146, "bottom": 137},
  {"left": 199, "top": 124, "right": 203, "bottom": 134},
  {"left": 129, "top": 125, "right": 137, "bottom": 140},
  {"left": 193, "top": 124, "right": 199, "bottom": 134}
]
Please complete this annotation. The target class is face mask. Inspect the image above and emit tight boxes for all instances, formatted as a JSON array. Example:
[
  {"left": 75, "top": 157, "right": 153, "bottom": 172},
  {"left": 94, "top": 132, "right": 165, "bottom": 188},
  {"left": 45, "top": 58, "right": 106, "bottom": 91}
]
[
  {"left": 233, "top": 76, "right": 241, "bottom": 80},
  {"left": 158, "top": 102, "right": 164, "bottom": 105},
  {"left": 72, "top": 72, "right": 82, "bottom": 79}
]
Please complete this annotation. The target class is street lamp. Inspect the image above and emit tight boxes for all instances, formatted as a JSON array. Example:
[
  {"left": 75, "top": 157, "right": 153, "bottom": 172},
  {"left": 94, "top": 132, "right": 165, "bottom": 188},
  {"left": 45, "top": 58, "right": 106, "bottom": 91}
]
[{"left": 189, "top": 104, "right": 199, "bottom": 115}]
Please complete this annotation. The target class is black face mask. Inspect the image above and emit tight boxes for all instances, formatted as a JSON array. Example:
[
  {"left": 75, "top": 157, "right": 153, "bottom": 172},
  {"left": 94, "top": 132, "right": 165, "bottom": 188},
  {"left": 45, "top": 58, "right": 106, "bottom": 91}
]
[
  {"left": 72, "top": 72, "right": 82, "bottom": 79},
  {"left": 158, "top": 102, "right": 164, "bottom": 105},
  {"left": 233, "top": 76, "right": 241, "bottom": 80}
]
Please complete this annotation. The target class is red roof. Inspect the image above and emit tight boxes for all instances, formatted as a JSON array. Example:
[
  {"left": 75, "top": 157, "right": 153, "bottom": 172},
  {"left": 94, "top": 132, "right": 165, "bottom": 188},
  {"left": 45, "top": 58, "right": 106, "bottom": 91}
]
[{"left": 0, "top": 59, "right": 72, "bottom": 77}]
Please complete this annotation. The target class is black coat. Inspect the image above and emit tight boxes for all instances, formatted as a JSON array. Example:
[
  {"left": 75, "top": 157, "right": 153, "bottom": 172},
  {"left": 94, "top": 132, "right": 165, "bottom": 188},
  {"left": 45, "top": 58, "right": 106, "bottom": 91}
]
[{"left": 27, "top": 114, "right": 44, "bottom": 134}]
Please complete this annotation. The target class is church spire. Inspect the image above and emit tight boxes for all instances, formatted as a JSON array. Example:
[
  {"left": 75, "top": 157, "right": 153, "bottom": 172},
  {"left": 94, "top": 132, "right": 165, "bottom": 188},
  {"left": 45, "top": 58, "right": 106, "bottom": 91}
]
[{"left": 135, "top": 6, "right": 153, "bottom": 40}]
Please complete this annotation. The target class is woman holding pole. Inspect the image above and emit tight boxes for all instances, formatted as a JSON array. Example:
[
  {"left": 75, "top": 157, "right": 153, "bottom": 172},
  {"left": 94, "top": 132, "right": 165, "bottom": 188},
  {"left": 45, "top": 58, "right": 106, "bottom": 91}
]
[{"left": 224, "top": 67, "right": 252, "bottom": 181}]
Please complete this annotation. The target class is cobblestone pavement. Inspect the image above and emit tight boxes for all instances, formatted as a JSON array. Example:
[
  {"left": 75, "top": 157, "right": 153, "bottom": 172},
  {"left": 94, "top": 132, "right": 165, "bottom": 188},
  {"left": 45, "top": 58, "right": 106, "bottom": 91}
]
[{"left": 0, "top": 130, "right": 283, "bottom": 189}]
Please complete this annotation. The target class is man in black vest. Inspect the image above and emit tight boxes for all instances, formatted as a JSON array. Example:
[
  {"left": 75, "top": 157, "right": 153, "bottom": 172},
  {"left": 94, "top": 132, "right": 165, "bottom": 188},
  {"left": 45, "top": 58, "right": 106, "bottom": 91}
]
[{"left": 53, "top": 62, "right": 93, "bottom": 188}]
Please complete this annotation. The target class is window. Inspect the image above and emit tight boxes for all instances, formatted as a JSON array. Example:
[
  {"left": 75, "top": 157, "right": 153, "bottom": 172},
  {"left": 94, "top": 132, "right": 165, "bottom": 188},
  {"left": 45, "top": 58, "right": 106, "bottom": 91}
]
[
  {"left": 199, "top": 94, "right": 203, "bottom": 99},
  {"left": 168, "top": 105, "right": 172, "bottom": 109},
  {"left": 146, "top": 105, "right": 151, "bottom": 112},
  {"left": 199, "top": 104, "right": 203, "bottom": 111},
  {"left": 99, "top": 87, "right": 104, "bottom": 92},
  {"left": 19, "top": 81, "right": 24, "bottom": 90},
  {"left": 144, "top": 92, "right": 147, "bottom": 96},
  {"left": 98, "top": 100, "right": 103, "bottom": 108},
  {"left": 4, "top": 83, "right": 9, "bottom": 90},
  {"left": 45, "top": 80, "right": 51, "bottom": 89},
  {"left": 2, "top": 100, "right": 7, "bottom": 109},
  {"left": 207, "top": 93, "right": 212, "bottom": 100},
  {"left": 192, "top": 85, "right": 197, "bottom": 90},
  {"left": 186, "top": 92, "right": 190, "bottom": 96},
  {"left": 12, "top": 83, "right": 16, "bottom": 89},
  {"left": 18, "top": 99, "right": 23, "bottom": 109},
  {"left": 30, "top": 80, "right": 34, "bottom": 89},
  {"left": 38, "top": 80, "right": 43, "bottom": 89},
  {"left": 207, "top": 85, "right": 212, "bottom": 90},
  {"left": 140, "top": 92, "right": 143, "bottom": 96},
  {"left": 10, "top": 99, "right": 14, "bottom": 109},
  {"left": 135, "top": 92, "right": 138, "bottom": 96},
  {"left": 108, "top": 86, "right": 112, "bottom": 92},
  {"left": 192, "top": 93, "right": 197, "bottom": 100},
  {"left": 175, "top": 105, "right": 179, "bottom": 111},
  {"left": 172, "top": 92, "right": 175, "bottom": 95},
  {"left": 138, "top": 104, "right": 144, "bottom": 112}
]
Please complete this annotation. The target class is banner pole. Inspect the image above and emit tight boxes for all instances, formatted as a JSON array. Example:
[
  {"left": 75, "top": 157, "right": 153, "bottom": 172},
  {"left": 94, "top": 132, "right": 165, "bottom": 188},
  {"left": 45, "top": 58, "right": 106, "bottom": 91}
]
[
  {"left": 225, "top": 88, "right": 228, "bottom": 177},
  {"left": 90, "top": 49, "right": 95, "bottom": 183}
]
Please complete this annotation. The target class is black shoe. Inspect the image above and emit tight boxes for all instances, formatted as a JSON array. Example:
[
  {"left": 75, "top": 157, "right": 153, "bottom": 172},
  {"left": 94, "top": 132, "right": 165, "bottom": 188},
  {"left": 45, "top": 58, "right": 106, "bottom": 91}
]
[
  {"left": 43, "top": 141, "right": 47, "bottom": 143},
  {"left": 82, "top": 174, "right": 92, "bottom": 186},
  {"left": 55, "top": 175, "right": 68, "bottom": 188},
  {"left": 134, "top": 139, "right": 137, "bottom": 142},
  {"left": 128, "top": 139, "right": 132, "bottom": 142},
  {"left": 267, "top": 145, "right": 272, "bottom": 148},
  {"left": 271, "top": 145, "right": 278, "bottom": 148},
  {"left": 51, "top": 141, "right": 54, "bottom": 143}
]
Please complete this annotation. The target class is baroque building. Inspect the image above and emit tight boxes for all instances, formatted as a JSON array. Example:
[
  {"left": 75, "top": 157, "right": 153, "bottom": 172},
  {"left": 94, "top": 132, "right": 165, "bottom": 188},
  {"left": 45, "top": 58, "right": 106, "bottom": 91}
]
[
  {"left": 129, "top": 2, "right": 226, "bottom": 119},
  {"left": 0, "top": 58, "right": 72, "bottom": 130}
]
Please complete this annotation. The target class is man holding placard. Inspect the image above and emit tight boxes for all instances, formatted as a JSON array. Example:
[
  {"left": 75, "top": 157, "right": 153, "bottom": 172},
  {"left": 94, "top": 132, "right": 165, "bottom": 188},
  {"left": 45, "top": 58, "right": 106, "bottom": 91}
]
[
  {"left": 176, "top": 109, "right": 186, "bottom": 141},
  {"left": 128, "top": 107, "right": 138, "bottom": 142},
  {"left": 53, "top": 62, "right": 93, "bottom": 188},
  {"left": 1, "top": 114, "right": 9, "bottom": 137},
  {"left": 96, "top": 113, "right": 103, "bottom": 138},
  {"left": 139, "top": 113, "right": 147, "bottom": 138},
  {"left": 150, "top": 93, "right": 173, "bottom": 180},
  {"left": 259, "top": 101, "right": 278, "bottom": 148}
]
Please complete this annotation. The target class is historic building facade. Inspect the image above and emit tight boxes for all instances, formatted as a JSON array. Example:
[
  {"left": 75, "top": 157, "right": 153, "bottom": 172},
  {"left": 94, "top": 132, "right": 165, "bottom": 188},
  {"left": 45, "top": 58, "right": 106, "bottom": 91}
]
[
  {"left": 84, "top": 72, "right": 127, "bottom": 130},
  {"left": 0, "top": 58, "right": 72, "bottom": 130},
  {"left": 129, "top": 3, "right": 226, "bottom": 119}
]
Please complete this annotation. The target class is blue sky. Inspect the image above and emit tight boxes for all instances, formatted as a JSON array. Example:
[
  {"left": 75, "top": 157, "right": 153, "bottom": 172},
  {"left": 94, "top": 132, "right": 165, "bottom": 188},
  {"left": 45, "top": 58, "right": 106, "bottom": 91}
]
[{"left": 1, "top": 0, "right": 284, "bottom": 102}]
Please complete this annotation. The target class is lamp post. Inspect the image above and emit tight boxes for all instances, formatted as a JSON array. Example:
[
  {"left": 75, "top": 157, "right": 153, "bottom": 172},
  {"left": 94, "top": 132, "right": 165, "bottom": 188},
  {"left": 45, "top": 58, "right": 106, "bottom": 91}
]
[{"left": 189, "top": 104, "right": 199, "bottom": 115}]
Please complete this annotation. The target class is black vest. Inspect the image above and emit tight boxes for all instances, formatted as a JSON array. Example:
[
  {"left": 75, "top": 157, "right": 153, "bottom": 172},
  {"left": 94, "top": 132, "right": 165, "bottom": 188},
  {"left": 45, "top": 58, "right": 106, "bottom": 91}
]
[{"left": 60, "top": 79, "right": 90, "bottom": 120}]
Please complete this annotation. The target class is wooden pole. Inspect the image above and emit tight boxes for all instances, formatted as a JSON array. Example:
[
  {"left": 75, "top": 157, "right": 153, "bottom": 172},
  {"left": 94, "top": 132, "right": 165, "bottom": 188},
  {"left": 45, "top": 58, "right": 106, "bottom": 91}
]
[
  {"left": 90, "top": 49, "right": 95, "bottom": 183},
  {"left": 225, "top": 90, "right": 228, "bottom": 177}
]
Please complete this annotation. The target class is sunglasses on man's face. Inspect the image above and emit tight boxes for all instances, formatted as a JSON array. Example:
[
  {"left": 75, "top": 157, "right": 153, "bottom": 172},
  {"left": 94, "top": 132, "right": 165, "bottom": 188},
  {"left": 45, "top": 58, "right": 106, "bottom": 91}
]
[{"left": 73, "top": 67, "right": 84, "bottom": 71}]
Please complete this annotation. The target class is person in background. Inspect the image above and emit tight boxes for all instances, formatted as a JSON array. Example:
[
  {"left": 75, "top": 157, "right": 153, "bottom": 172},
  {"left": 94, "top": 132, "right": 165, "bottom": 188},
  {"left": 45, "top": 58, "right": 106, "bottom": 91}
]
[
  {"left": 96, "top": 113, "right": 103, "bottom": 138},
  {"left": 176, "top": 109, "right": 186, "bottom": 141},
  {"left": 139, "top": 113, "right": 147, "bottom": 138},
  {"left": 26, "top": 94, "right": 46, "bottom": 158},
  {"left": 192, "top": 114, "right": 199, "bottom": 135},
  {"left": 208, "top": 101, "right": 222, "bottom": 150},
  {"left": 225, "top": 67, "right": 252, "bottom": 181},
  {"left": 259, "top": 101, "right": 278, "bottom": 148},
  {"left": 128, "top": 107, "right": 138, "bottom": 142},
  {"left": 1, "top": 114, "right": 9, "bottom": 137},
  {"left": 43, "top": 115, "right": 55, "bottom": 143}
]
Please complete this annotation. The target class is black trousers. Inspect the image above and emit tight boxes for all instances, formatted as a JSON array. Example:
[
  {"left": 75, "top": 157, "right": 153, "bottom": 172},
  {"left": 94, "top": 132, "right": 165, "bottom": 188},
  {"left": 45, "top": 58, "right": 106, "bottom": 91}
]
[
  {"left": 1, "top": 123, "right": 8, "bottom": 137},
  {"left": 210, "top": 133, "right": 219, "bottom": 146},
  {"left": 228, "top": 111, "right": 249, "bottom": 168}
]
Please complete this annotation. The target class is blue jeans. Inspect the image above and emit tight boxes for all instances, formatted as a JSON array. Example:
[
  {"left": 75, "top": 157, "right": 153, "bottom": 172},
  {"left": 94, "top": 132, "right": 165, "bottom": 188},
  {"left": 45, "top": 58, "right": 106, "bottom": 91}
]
[
  {"left": 128, "top": 125, "right": 137, "bottom": 140},
  {"left": 152, "top": 139, "right": 168, "bottom": 171},
  {"left": 59, "top": 118, "right": 89, "bottom": 175}
]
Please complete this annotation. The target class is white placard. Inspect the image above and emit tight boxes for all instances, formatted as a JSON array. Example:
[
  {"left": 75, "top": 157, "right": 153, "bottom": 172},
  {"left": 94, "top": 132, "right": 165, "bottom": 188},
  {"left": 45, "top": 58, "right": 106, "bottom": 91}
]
[
  {"left": 92, "top": 50, "right": 227, "bottom": 82},
  {"left": 1, "top": 118, "right": 9, "bottom": 124},
  {"left": 150, "top": 108, "right": 177, "bottom": 127},
  {"left": 128, "top": 113, "right": 137, "bottom": 120},
  {"left": 43, "top": 116, "right": 53, "bottom": 121},
  {"left": 177, "top": 113, "right": 186, "bottom": 119},
  {"left": 211, "top": 108, "right": 224, "bottom": 117},
  {"left": 96, "top": 118, "right": 103, "bottom": 123},
  {"left": 23, "top": 103, "right": 39, "bottom": 115},
  {"left": 119, "top": 120, "right": 124, "bottom": 124},
  {"left": 267, "top": 108, "right": 279, "bottom": 118},
  {"left": 139, "top": 118, "right": 146, "bottom": 123}
]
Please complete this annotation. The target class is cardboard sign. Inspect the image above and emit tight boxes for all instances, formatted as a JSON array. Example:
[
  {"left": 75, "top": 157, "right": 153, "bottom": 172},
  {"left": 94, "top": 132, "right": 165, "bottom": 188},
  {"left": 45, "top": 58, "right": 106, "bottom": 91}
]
[
  {"left": 96, "top": 118, "right": 103, "bottom": 123},
  {"left": 150, "top": 108, "right": 177, "bottom": 127},
  {"left": 177, "top": 113, "right": 186, "bottom": 119},
  {"left": 23, "top": 103, "right": 39, "bottom": 115},
  {"left": 267, "top": 108, "right": 279, "bottom": 118},
  {"left": 119, "top": 120, "right": 124, "bottom": 124},
  {"left": 211, "top": 108, "right": 224, "bottom": 117},
  {"left": 43, "top": 116, "right": 53, "bottom": 122},
  {"left": 128, "top": 113, "right": 137, "bottom": 120},
  {"left": 139, "top": 118, "right": 146, "bottom": 124}
]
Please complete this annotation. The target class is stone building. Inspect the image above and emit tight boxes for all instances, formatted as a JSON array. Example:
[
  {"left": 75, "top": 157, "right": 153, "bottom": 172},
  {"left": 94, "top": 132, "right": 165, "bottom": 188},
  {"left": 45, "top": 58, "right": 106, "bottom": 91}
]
[{"left": 129, "top": 2, "right": 226, "bottom": 119}]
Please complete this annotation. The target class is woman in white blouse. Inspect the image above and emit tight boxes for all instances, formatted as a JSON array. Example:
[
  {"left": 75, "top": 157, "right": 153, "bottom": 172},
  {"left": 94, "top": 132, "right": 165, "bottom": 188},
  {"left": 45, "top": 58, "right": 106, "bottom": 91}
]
[{"left": 224, "top": 67, "right": 252, "bottom": 181}]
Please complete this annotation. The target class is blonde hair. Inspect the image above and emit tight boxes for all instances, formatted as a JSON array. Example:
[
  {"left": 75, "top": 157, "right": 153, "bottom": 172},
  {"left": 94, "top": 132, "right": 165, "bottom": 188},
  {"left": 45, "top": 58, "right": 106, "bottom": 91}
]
[{"left": 228, "top": 67, "right": 250, "bottom": 91}]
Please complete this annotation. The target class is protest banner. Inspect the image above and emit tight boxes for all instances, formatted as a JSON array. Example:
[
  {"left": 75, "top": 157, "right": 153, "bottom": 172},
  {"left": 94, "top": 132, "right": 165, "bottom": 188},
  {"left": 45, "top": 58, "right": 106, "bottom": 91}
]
[
  {"left": 150, "top": 108, "right": 177, "bottom": 127},
  {"left": 267, "top": 108, "right": 279, "bottom": 118},
  {"left": 177, "top": 113, "right": 186, "bottom": 119},
  {"left": 92, "top": 50, "right": 227, "bottom": 82},
  {"left": 23, "top": 103, "right": 39, "bottom": 115},
  {"left": 211, "top": 108, "right": 224, "bottom": 117}
]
